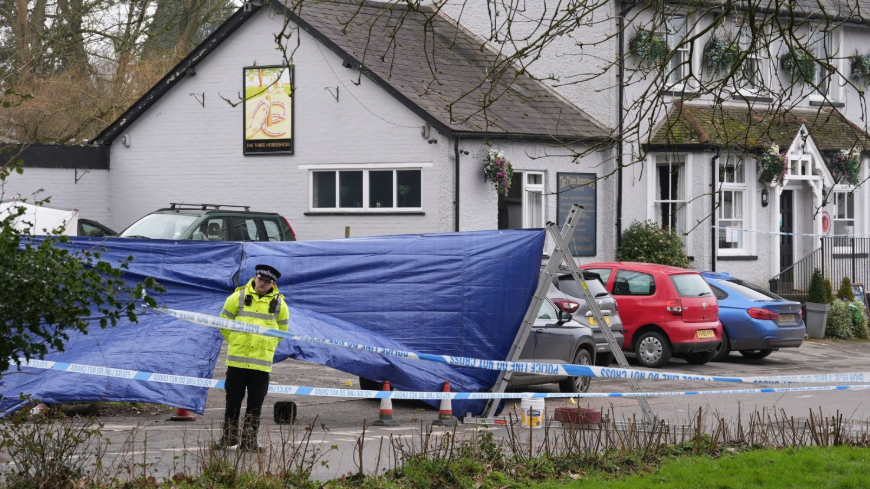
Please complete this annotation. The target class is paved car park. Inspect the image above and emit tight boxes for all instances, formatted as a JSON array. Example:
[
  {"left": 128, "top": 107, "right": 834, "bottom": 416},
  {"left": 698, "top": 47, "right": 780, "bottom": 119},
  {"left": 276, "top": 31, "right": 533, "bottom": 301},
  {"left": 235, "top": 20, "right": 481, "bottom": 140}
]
[{"left": 62, "top": 339, "right": 870, "bottom": 482}]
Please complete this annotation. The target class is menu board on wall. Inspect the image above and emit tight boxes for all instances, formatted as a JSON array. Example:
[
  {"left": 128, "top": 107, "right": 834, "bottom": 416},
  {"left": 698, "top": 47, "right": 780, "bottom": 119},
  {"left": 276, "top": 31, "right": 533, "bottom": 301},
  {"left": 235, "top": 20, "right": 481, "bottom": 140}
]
[
  {"left": 243, "top": 66, "right": 294, "bottom": 155},
  {"left": 556, "top": 173, "right": 597, "bottom": 257}
]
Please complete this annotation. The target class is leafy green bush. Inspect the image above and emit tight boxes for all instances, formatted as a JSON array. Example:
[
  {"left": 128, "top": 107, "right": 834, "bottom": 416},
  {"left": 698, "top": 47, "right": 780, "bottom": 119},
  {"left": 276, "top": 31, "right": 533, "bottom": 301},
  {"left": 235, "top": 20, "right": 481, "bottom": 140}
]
[
  {"left": 837, "top": 277, "right": 855, "bottom": 301},
  {"left": 823, "top": 278, "right": 836, "bottom": 304},
  {"left": 807, "top": 269, "right": 826, "bottom": 304},
  {"left": 847, "top": 300, "right": 869, "bottom": 339},
  {"left": 825, "top": 300, "right": 854, "bottom": 339},
  {"left": 616, "top": 220, "right": 691, "bottom": 268},
  {"left": 850, "top": 53, "right": 870, "bottom": 85}
]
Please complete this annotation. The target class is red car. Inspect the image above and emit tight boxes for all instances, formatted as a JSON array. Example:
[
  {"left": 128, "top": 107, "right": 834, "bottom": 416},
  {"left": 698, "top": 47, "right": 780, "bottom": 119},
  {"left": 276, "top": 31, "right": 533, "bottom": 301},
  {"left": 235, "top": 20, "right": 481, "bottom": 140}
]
[{"left": 579, "top": 262, "right": 721, "bottom": 368}]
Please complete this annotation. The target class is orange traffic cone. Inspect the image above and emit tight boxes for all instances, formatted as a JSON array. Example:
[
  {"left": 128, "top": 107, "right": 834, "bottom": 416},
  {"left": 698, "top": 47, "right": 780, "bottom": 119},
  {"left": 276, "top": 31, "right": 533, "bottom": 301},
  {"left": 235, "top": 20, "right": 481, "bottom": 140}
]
[
  {"left": 372, "top": 380, "right": 399, "bottom": 426},
  {"left": 432, "top": 381, "right": 457, "bottom": 427},
  {"left": 169, "top": 407, "right": 196, "bottom": 421}
]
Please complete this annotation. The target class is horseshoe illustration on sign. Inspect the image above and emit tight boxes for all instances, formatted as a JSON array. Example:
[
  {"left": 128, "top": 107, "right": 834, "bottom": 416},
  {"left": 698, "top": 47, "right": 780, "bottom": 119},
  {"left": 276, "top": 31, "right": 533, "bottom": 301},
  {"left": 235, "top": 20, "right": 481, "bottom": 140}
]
[{"left": 247, "top": 94, "right": 288, "bottom": 138}]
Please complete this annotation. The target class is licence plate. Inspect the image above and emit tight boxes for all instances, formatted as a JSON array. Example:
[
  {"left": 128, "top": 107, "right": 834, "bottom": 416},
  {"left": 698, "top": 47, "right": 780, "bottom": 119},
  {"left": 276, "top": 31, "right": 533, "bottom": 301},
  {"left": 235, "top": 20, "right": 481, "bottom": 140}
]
[
  {"left": 696, "top": 329, "right": 715, "bottom": 339},
  {"left": 779, "top": 314, "right": 796, "bottom": 323},
  {"left": 588, "top": 316, "right": 611, "bottom": 326}
]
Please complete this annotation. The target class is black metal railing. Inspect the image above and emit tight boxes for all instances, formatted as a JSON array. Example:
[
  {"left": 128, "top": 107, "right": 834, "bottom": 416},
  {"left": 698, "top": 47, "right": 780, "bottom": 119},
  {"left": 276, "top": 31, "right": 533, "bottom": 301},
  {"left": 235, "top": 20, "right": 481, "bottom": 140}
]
[{"left": 769, "top": 238, "right": 870, "bottom": 303}]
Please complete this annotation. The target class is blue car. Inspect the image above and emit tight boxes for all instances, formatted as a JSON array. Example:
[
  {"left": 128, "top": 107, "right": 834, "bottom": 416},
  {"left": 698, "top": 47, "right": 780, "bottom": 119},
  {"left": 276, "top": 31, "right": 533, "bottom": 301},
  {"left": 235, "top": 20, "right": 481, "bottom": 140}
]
[{"left": 701, "top": 272, "right": 805, "bottom": 361}]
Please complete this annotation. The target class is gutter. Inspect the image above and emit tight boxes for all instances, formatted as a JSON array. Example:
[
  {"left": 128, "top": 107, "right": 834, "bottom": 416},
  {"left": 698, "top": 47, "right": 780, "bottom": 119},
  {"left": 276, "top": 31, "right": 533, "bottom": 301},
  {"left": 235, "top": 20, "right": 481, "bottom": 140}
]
[
  {"left": 711, "top": 148, "right": 720, "bottom": 272},
  {"left": 454, "top": 137, "right": 461, "bottom": 232},
  {"left": 616, "top": 0, "right": 638, "bottom": 248}
]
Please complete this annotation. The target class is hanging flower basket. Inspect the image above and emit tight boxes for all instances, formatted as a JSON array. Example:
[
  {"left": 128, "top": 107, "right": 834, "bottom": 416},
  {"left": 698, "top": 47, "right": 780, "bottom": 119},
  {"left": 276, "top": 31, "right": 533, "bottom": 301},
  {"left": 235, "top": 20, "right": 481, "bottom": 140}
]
[
  {"left": 703, "top": 36, "right": 740, "bottom": 75},
  {"left": 629, "top": 29, "right": 668, "bottom": 66},
  {"left": 831, "top": 149, "right": 861, "bottom": 185},
  {"left": 757, "top": 143, "right": 786, "bottom": 186},
  {"left": 780, "top": 49, "right": 817, "bottom": 85},
  {"left": 850, "top": 53, "right": 870, "bottom": 85},
  {"left": 483, "top": 149, "right": 513, "bottom": 196}
]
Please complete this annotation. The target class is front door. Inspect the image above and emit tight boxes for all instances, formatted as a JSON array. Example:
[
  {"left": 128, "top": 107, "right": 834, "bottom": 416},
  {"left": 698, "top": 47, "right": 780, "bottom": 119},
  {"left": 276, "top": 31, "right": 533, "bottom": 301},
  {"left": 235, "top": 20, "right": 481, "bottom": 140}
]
[{"left": 779, "top": 190, "right": 794, "bottom": 274}]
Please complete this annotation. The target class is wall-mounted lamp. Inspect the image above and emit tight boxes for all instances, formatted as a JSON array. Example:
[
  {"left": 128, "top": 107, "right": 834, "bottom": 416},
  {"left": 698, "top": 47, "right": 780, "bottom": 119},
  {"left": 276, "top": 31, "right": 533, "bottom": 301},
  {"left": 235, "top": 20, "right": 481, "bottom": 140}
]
[{"left": 761, "top": 187, "right": 769, "bottom": 207}]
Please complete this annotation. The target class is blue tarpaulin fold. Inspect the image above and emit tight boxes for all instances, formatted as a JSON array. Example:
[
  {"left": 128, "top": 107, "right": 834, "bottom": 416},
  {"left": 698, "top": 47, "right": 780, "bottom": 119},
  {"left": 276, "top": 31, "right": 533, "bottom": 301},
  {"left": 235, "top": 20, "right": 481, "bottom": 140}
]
[{"left": 1, "top": 230, "right": 543, "bottom": 417}]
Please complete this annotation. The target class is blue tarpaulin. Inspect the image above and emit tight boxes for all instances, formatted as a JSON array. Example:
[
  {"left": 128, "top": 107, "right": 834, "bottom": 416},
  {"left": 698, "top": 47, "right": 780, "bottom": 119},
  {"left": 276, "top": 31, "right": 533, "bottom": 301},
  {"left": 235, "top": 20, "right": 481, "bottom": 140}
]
[{"left": 0, "top": 229, "right": 544, "bottom": 417}]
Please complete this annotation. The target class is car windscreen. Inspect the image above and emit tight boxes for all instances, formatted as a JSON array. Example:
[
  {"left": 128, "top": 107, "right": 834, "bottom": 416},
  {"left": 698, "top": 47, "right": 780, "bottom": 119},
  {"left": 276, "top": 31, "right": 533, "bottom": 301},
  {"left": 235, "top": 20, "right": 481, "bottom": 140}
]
[
  {"left": 119, "top": 214, "right": 199, "bottom": 239},
  {"left": 724, "top": 279, "right": 783, "bottom": 301},
  {"left": 670, "top": 274, "right": 714, "bottom": 297},
  {"left": 556, "top": 274, "right": 610, "bottom": 298}
]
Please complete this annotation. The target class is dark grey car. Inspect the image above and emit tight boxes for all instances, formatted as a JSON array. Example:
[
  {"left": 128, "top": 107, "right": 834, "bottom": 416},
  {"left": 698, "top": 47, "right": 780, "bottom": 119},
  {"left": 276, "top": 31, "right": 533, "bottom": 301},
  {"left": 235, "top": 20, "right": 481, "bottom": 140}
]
[
  {"left": 508, "top": 297, "right": 596, "bottom": 393},
  {"left": 549, "top": 269, "right": 625, "bottom": 366}
]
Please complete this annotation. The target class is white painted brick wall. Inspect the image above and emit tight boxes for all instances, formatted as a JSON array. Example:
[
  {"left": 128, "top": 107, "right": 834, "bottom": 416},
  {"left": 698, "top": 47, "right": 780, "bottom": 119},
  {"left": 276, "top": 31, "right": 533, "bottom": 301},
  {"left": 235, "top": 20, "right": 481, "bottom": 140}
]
[{"left": 1, "top": 168, "right": 111, "bottom": 224}]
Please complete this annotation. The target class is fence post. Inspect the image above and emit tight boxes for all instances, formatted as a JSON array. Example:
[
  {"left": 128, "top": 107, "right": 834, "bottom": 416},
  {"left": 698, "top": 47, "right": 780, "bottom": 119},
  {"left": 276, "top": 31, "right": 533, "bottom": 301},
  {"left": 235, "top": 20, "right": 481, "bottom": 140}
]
[
  {"left": 852, "top": 237, "right": 856, "bottom": 283},
  {"left": 821, "top": 238, "right": 825, "bottom": 280}
]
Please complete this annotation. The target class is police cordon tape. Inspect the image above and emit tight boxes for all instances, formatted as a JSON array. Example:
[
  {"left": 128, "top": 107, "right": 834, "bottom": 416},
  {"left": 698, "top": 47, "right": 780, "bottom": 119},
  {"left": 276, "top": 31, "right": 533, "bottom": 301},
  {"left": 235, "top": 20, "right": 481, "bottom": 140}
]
[
  {"left": 13, "top": 358, "right": 870, "bottom": 399},
  {"left": 157, "top": 307, "right": 870, "bottom": 386}
]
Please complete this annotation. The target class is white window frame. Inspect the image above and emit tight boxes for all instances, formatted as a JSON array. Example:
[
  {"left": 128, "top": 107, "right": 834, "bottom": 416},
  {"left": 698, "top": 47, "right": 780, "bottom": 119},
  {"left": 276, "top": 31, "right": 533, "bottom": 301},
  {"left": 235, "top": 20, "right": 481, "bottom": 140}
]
[
  {"left": 666, "top": 15, "right": 691, "bottom": 89},
  {"left": 648, "top": 153, "right": 692, "bottom": 251},
  {"left": 523, "top": 171, "right": 545, "bottom": 228},
  {"left": 808, "top": 26, "right": 838, "bottom": 101},
  {"left": 716, "top": 153, "right": 755, "bottom": 255},
  {"left": 734, "top": 21, "right": 764, "bottom": 94},
  {"left": 302, "top": 163, "right": 428, "bottom": 212},
  {"left": 831, "top": 188, "right": 855, "bottom": 248}
]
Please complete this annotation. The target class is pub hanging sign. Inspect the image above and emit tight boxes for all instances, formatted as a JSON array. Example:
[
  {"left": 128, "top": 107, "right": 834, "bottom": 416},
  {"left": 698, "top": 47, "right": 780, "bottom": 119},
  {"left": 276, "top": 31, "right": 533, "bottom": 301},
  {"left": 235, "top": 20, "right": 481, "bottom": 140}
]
[{"left": 243, "top": 65, "right": 294, "bottom": 155}]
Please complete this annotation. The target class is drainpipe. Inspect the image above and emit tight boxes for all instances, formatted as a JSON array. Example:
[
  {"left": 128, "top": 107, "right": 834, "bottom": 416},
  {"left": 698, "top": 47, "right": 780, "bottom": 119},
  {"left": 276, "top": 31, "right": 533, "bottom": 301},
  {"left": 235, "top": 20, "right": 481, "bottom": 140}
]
[
  {"left": 454, "top": 136, "right": 460, "bottom": 232},
  {"left": 711, "top": 148, "right": 720, "bottom": 272},
  {"left": 616, "top": 1, "right": 637, "bottom": 248}
]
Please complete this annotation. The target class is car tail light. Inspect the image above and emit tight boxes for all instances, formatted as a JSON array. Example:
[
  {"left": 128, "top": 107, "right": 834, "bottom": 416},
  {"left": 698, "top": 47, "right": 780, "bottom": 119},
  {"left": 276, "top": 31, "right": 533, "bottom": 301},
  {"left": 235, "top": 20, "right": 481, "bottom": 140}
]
[
  {"left": 747, "top": 307, "right": 780, "bottom": 321},
  {"left": 281, "top": 216, "right": 296, "bottom": 240},
  {"left": 798, "top": 309, "right": 803, "bottom": 320},
  {"left": 551, "top": 299, "right": 580, "bottom": 313},
  {"left": 665, "top": 299, "right": 682, "bottom": 316}
]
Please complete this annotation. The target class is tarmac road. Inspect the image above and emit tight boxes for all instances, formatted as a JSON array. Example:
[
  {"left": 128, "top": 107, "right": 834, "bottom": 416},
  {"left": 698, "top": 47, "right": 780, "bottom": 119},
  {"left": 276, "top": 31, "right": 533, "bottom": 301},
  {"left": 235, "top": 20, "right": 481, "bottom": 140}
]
[{"left": 25, "top": 339, "right": 870, "bottom": 482}]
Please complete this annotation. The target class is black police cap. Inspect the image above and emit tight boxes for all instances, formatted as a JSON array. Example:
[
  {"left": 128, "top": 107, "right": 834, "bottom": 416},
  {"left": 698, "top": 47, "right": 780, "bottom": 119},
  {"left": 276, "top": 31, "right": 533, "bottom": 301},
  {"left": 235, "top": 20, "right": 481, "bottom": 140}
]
[{"left": 255, "top": 264, "right": 281, "bottom": 281}]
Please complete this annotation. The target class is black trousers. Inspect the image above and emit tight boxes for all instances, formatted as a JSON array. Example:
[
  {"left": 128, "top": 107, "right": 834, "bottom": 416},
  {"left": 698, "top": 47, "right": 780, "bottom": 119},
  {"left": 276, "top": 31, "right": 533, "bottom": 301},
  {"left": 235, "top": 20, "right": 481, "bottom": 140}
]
[{"left": 223, "top": 366, "right": 270, "bottom": 424}]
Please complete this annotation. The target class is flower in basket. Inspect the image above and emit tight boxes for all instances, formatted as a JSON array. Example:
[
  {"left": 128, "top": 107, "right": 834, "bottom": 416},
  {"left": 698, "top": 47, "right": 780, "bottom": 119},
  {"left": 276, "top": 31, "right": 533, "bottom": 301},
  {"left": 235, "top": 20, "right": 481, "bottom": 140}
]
[
  {"left": 483, "top": 149, "right": 513, "bottom": 196},
  {"left": 758, "top": 143, "right": 787, "bottom": 186},
  {"left": 831, "top": 149, "right": 861, "bottom": 185}
]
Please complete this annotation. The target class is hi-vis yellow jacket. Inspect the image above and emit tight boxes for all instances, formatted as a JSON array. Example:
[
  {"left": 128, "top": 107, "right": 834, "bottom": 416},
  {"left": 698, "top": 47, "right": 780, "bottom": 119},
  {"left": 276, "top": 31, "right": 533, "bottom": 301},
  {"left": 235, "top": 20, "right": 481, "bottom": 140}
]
[{"left": 219, "top": 279, "right": 290, "bottom": 373}]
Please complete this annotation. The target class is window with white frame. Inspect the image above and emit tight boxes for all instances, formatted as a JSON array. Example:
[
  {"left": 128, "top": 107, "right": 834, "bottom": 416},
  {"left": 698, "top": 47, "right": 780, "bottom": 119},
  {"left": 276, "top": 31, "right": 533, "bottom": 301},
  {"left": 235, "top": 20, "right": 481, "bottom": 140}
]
[
  {"left": 832, "top": 190, "right": 855, "bottom": 246},
  {"left": 654, "top": 155, "right": 687, "bottom": 239},
  {"left": 311, "top": 169, "right": 422, "bottom": 210},
  {"left": 809, "top": 27, "right": 832, "bottom": 97},
  {"left": 735, "top": 23, "right": 762, "bottom": 92},
  {"left": 666, "top": 15, "right": 690, "bottom": 87},
  {"left": 498, "top": 171, "right": 544, "bottom": 229},
  {"left": 717, "top": 154, "right": 747, "bottom": 251}
]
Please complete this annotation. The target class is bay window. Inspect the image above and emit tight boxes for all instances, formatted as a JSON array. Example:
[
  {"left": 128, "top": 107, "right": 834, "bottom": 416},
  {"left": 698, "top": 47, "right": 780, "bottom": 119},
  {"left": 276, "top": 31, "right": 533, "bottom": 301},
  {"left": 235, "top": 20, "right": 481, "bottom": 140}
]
[{"left": 717, "top": 154, "right": 748, "bottom": 252}]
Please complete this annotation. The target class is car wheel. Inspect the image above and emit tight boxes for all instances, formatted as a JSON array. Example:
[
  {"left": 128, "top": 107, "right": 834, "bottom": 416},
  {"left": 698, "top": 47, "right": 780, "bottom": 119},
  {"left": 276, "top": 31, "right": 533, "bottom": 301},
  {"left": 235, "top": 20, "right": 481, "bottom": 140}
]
[
  {"left": 634, "top": 331, "right": 672, "bottom": 368},
  {"left": 710, "top": 329, "right": 731, "bottom": 362},
  {"left": 559, "top": 349, "right": 593, "bottom": 393},
  {"left": 684, "top": 350, "right": 715, "bottom": 365},
  {"left": 358, "top": 377, "right": 382, "bottom": 391},
  {"left": 594, "top": 352, "right": 615, "bottom": 367},
  {"left": 739, "top": 349, "right": 773, "bottom": 360}
]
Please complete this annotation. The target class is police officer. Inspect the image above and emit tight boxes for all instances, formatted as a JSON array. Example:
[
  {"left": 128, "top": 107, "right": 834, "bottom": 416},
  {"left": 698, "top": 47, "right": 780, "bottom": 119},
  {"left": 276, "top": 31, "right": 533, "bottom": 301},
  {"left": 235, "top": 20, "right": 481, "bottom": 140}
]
[{"left": 214, "top": 264, "right": 289, "bottom": 451}]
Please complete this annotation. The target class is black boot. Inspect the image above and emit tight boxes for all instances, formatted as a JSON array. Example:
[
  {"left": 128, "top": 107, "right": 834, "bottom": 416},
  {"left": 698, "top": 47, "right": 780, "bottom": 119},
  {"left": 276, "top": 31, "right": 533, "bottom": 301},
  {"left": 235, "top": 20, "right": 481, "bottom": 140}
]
[
  {"left": 239, "top": 414, "right": 263, "bottom": 453},
  {"left": 212, "top": 419, "right": 239, "bottom": 450}
]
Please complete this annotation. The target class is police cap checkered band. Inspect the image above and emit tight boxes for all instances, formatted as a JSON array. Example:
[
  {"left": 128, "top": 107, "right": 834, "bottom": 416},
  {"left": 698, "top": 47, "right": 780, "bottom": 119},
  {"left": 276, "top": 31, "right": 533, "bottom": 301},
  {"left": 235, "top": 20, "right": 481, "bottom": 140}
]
[{"left": 255, "top": 264, "right": 281, "bottom": 281}]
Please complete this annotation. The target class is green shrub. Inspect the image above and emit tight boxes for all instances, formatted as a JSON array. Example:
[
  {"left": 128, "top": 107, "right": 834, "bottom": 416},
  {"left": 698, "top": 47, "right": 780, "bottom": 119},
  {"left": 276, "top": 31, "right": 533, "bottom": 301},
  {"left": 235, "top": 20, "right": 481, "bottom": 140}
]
[
  {"left": 837, "top": 277, "right": 855, "bottom": 301},
  {"left": 826, "top": 300, "right": 854, "bottom": 339},
  {"left": 703, "top": 36, "right": 740, "bottom": 74},
  {"left": 616, "top": 220, "right": 691, "bottom": 268},
  {"left": 807, "top": 269, "right": 826, "bottom": 304},
  {"left": 847, "top": 300, "right": 869, "bottom": 339},
  {"left": 823, "top": 278, "right": 835, "bottom": 304},
  {"left": 780, "top": 49, "right": 817, "bottom": 85}
]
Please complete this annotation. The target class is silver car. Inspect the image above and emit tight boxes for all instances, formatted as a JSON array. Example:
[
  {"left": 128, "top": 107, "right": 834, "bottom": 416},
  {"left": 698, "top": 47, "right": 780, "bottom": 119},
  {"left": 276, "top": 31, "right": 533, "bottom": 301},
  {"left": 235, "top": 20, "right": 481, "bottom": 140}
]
[
  {"left": 549, "top": 269, "right": 625, "bottom": 366},
  {"left": 508, "top": 297, "right": 596, "bottom": 393}
]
